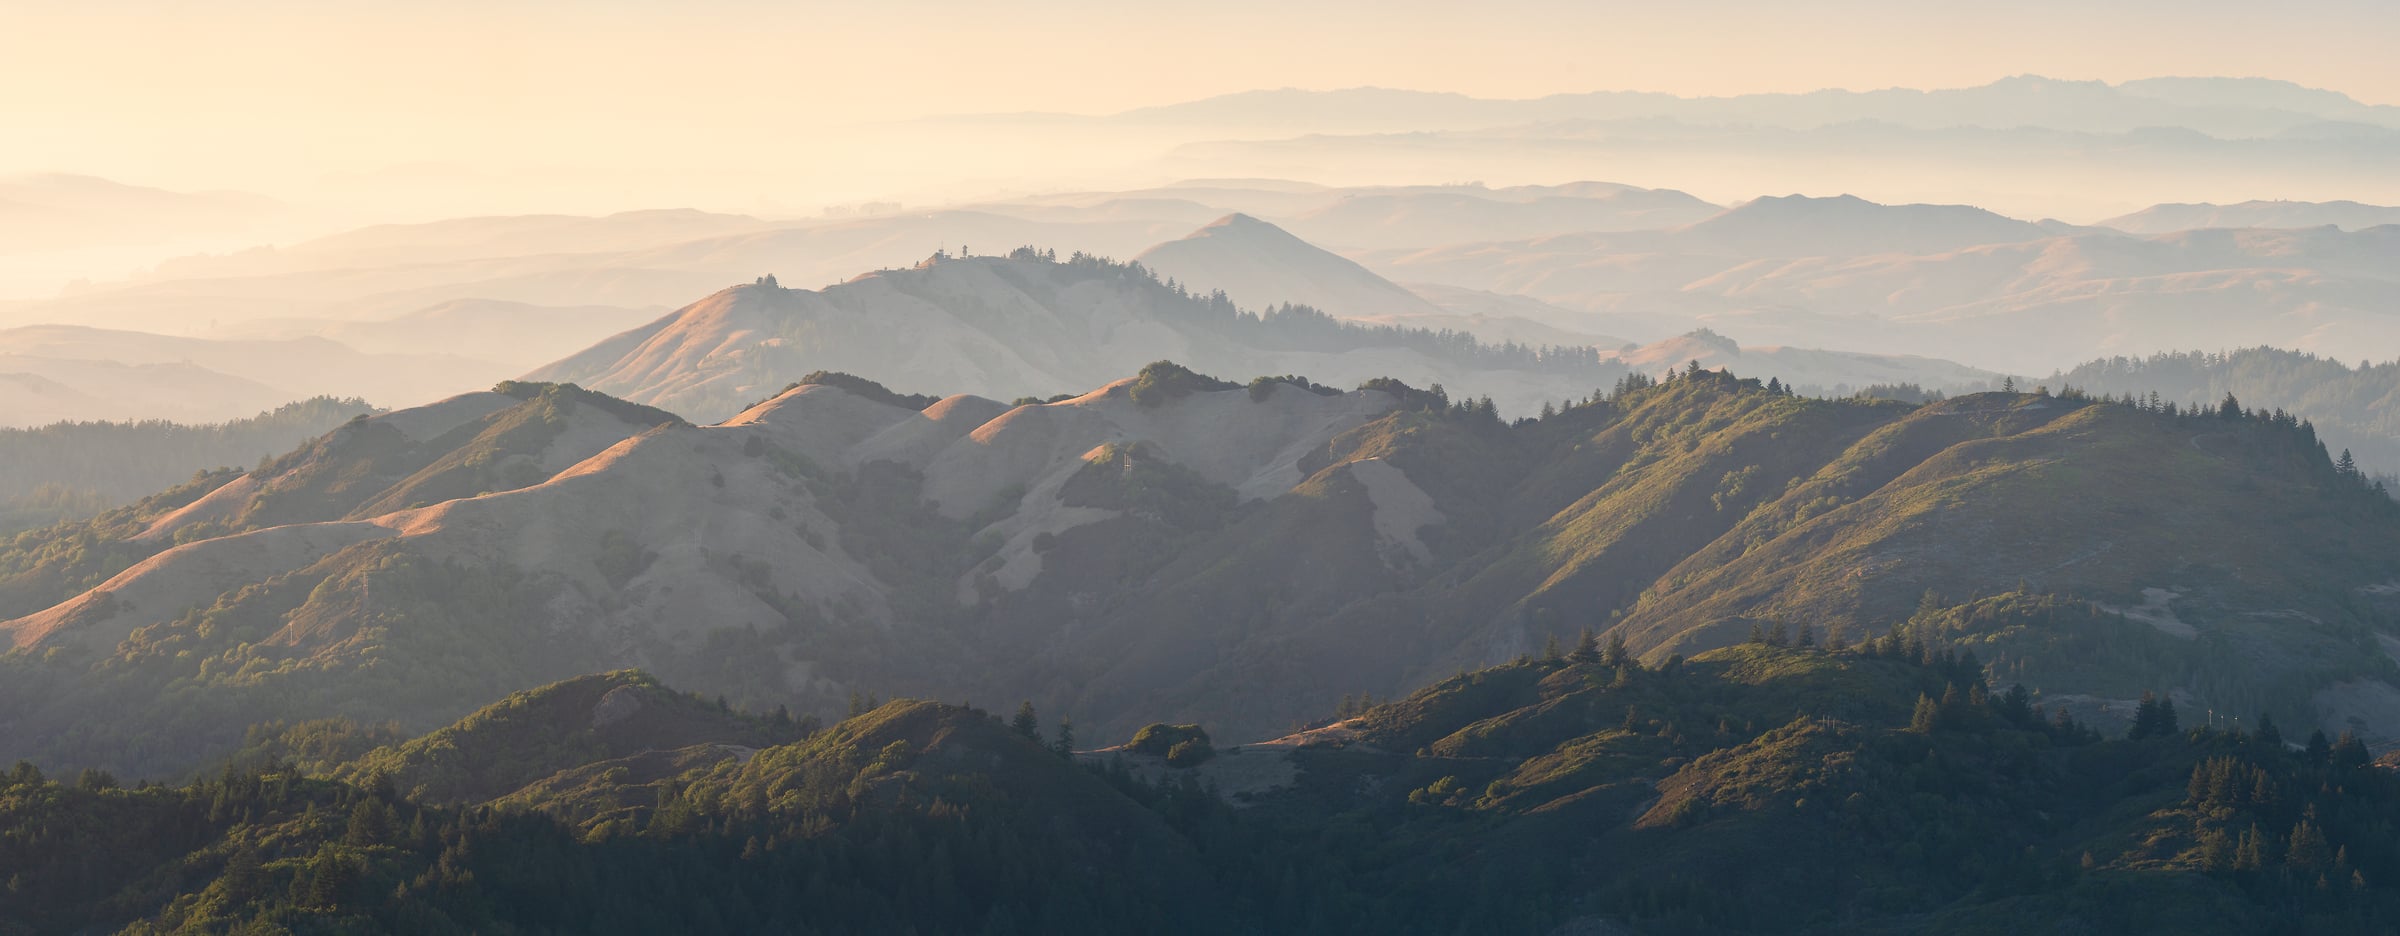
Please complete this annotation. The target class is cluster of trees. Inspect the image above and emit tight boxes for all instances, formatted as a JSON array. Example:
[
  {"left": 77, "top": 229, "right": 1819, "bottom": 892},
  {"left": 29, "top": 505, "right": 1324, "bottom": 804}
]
[
  {"left": 2053, "top": 347, "right": 2400, "bottom": 491},
  {"left": 24, "top": 632, "right": 2400, "bottom": 933}
]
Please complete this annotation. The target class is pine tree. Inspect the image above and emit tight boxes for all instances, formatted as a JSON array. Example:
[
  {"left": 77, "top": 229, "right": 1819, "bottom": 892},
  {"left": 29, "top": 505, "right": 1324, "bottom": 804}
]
[
  {"left": 1011, "top": 701, "right": 1040, "bottom": 740},
  {"left": 2289, "top": 815, "right": 2333, "bottom": 871},
  {"left": 1603, "top": 632, "right": 1631, "bottom": 667},
  {"left": 1998, "top": 684, "right": 2034, "bottom": 726},
  {"left": 344, "top": 798, "right": 393, "bottom": 846},
  {"left": 2253, "top": 713, "right": 2282, "bottom": 750},
  {"left": 1051, "top": 718, "right": 1076, "bottom": 758},
  {"left": 2338, "top": 449, "right": 2360, "bottom": 478},
  {"left": 1910, "top": 694, "right": 1942, "bottom": 733},
  {"left": 2234, "top": 823, "right": 2270, "bottom": 871},
  {"left": 2333, "top": 730, "right": 2372, "bottom": 770},
  {"left": 2128, "top": 691, "right": 2174, "bottom": 740}
]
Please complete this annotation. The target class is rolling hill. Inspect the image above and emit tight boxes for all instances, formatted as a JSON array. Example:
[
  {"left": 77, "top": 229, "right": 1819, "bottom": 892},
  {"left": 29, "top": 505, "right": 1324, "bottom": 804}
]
[
  {"left": 4, "top": 363, "right": 2395, "bottom": 783},
  {"left": 1132, "top": 212, "right": 1655, "bottom": 352},
  {"left": 1133, "top": 213, "right": 1446, "bottom": 321},
  {"left": 2099, "top": 200, "right": 2400, "bottom": 234},
  {"left": 527, "top": 252, "right": 1630, "bottom": 422}
]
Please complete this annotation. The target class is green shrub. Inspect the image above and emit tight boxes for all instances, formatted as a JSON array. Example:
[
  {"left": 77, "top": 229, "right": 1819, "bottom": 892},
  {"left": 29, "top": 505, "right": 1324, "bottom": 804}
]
[
  {"left": 1127, "top": 722, "right": 1211, "bottom": 756},
  {"left": 1128, "top": 362, "right": 1239, "bottom": 408},
  {"left": 1164, "top": 738, "right": 1214, "bottom": 768}
]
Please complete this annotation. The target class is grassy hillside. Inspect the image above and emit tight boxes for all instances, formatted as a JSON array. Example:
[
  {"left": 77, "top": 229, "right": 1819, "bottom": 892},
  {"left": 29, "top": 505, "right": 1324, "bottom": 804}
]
[
  {"left": 1033, "top": 369, "right": 2400, "bottom": 745},
  {"left": 0, "top": 397, "right": 374, "bottom": 535},
  {"left": 0, "top": 383, "right": 673, "bottom": 627},
  {"left": 532, "top": 251, "right": 1625, "bottom": 422},
  {"left": 6, "top": 364, "right": 2398, "bottom": 781}
]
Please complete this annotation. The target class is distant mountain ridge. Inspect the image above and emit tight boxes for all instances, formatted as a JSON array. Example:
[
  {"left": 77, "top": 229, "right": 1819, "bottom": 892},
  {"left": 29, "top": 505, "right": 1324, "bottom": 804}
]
[
  {"left": 1037, "top": 75, "right": 2400, "bottom": 139},
  {"left": 1676, "top": 193, "right": 2057, "bottom": 255},
  {"left": 2100, "top": 200, "right": 2400, "bottom": 233},
  {"left": 1360, "top": 204, "right": 2400, "bottom": 373},
  {"left": 529, "top": 251, "right": 1632, "bottom": 422},
  {"left": 0, "top": 324, "right": 508, "bottom": 425}
]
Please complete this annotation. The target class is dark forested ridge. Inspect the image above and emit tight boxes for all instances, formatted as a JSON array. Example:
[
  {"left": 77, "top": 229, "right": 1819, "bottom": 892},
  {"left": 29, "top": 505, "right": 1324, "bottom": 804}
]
[
  {"left": 5, "top": 364, "right": 2398, "bottom": 784},
  {"left": 12, "top": 651, "right": 2400, "bottom": 935},
  {"left": 0, "top": 397, "right": 375, "bottom": 536},
  {"left": 2050, "top": 348, "right": 2400, "bottom": 490}
]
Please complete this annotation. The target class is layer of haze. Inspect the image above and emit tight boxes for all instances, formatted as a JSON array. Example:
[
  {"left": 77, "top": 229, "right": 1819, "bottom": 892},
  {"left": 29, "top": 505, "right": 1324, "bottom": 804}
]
[{"left": 8, "top": 0, "right": 2397, "bottom": 218}]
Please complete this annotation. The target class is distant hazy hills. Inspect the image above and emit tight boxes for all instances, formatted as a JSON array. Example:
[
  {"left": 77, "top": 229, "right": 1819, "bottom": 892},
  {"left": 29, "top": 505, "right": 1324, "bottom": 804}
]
[
  {"left": 11, "top": 172, "right": 2400, "bottom": 430},
  {"left": 1086, "top": 75, "right": 2400, "bottom": 139},
  {"left": 0, "top": 173, "right": 284, "bottom": 254},
  {"left": 2099, "top": 199, "right": 2400, "bottom": 233},
  {"left": 0, "top": 325, "right": 495, "bottom": 427},
  {"left": 1361, "top": 195, "right": 2400, "bottom": 374},
  {"left": 6, "top": 366, "right": 2396, "bottom": 779},
  {"left": 1160, "top": 121, "right": 2400, "bottom": 224}
]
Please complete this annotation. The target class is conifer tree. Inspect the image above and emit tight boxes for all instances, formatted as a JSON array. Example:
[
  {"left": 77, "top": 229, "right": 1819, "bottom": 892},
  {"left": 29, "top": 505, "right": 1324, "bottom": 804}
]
[
  {"left": 1603, "top": 632, "right": 1631, "bottom": 667},
  {"left": 1910, "top": 694, "right": 1941, "bottom": 733},
  {"left": 1011, "top": 701, "right": 1040, "bottom": 740},
  {"left": 2289, "top": 815, "right": 2333, "bottom": 871},
  {"left": 1571, "top": 628, "right": 1599, "bottom": 662},
  {"left": 1051, "top": 718, "right": 1076, "bottom": 758}
]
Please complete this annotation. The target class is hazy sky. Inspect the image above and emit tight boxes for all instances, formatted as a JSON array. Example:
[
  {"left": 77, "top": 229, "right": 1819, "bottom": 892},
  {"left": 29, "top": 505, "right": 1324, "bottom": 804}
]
[{"left": 6, "top": 0, "right": 2397, "bottom": 207}]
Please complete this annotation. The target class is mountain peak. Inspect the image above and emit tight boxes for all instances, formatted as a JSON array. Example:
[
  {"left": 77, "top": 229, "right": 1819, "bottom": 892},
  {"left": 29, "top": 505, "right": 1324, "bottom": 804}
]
[
  {"left": 1187, "top": 211, "right": 1300, "bottom": 241},
  {"left": 1683, "top": 193, "right": 2049, "bottom": 255},
  {"left": 1136, "top": 214, "right": 1437, "bottom": 319}
]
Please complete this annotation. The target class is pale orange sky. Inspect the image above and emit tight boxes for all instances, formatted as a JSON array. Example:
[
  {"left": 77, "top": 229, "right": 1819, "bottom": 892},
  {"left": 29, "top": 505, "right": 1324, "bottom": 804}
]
[{"left": 6, "top": 0, "right": 2396, "bottom": 207}]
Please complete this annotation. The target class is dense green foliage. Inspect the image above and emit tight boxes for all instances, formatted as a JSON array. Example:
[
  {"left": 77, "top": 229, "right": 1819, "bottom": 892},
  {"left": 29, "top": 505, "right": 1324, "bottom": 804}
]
[
  {"left": 0, "top": 690, "right": 1230, "bottom": 936},
  {"left": 18, "top": 651, "right": 2400, "bottom": 934},
  {"left": 1126, "top": 360, "right": 1241, "bottom": 407},
  {"left": 787, "top": 371, "right": 944, "bottom": 411}
]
